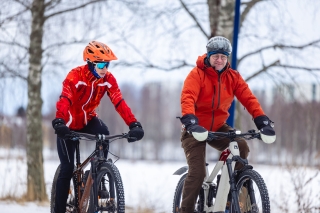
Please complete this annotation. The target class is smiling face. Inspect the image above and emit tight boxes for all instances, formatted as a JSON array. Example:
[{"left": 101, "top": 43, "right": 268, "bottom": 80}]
[{"left": 209, "top": 53, "right": 228, "bottom": 71}]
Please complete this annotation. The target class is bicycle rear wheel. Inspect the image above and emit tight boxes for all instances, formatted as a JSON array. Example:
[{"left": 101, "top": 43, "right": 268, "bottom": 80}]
[
  {"left": 230, "top": 169, "right": 270, "bottom": 213},
  {"left": 172, "top": 173, "right": 204, "bottom": 213},
  {"left": 50, "top": 164, "right": 78, "bottom": 213},
  {"left": 87, "top": 161, "right": 125, "bottom": 213}
]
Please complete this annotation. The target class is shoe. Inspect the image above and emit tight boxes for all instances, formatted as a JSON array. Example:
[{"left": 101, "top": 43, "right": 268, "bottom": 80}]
[{"left": 98, "top": 176, "right": 109, "bottom": 199}]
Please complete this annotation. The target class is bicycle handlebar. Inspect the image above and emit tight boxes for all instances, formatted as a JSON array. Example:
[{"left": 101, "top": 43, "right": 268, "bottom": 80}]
[
  {"left": 206, "top": 129, "right": 260, "bottom": 141},
  {"left": 67, "top": 131, "right": 133, "bottom": 142}
]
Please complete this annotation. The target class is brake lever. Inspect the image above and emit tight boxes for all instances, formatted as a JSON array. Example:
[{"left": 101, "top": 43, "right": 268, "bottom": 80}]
[{"left": 206, "top": 132, "right": 218, "bottom": 142}]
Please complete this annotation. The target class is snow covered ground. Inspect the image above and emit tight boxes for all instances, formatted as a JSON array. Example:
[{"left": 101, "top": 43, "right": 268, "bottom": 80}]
[{"left": 0, "top": 151, "right": 319, "bottom": 213}]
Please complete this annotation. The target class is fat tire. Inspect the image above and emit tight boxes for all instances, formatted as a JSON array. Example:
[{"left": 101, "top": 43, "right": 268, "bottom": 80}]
[
  {"left": 172, "top": 173, "right": 187, "bottom": 213},
  {"left": 230, "top": 169, "right": 270, "bottom": 213},
  {"left": 172, "top": 173, "right": 204, "bottom": 213},
  {"left": 88, "top": 161, "right": 125, "bottom": 213},
  {"left": 50, "top": 164, "right": 77, "bottom": 213}
]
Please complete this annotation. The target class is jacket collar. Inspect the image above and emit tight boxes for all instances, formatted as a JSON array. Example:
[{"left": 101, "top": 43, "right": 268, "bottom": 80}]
[{"left": 83, "top": 64, "right": 103, "bottom": 82}]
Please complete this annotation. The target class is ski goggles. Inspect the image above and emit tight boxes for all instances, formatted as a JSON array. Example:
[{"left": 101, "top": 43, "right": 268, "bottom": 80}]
[{"left": 94, "top": 62, "right": 110, "bottom": 69}]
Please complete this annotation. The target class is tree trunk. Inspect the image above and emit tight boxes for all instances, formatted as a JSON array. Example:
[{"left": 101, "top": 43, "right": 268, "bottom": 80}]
[
  {"left": 207, "top": 0, "right": 235, "bottom": 40},
  {"left": 26, "top": 0, "right": 47, "bottom": 201}
]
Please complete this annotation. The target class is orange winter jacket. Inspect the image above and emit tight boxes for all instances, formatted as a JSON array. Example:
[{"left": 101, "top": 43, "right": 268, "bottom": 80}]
[
  {"left": 181, "top": 54, "right": 265, "bottom": 131},
  {"left": 55, "top": 64, "right": 137, "bottom": 130}
]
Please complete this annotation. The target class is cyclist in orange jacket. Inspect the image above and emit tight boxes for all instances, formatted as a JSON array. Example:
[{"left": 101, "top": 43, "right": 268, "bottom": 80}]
[
  {"left": 52, "top": 41, "right": 144, "bottom": 213},
  {"left": 179, "top": 36, "right": 276, "bottom": 213}
]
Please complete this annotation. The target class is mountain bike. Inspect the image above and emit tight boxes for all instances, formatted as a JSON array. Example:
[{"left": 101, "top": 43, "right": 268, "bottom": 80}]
[
  {"left": 50, "top": 131, "right": 133, "bottom": 213},
  {"left": 172, "top": 129, "right": 270, "bottom": 213}
]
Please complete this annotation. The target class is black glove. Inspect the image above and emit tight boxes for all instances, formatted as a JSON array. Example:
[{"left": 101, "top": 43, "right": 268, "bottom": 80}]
[
  {"left": 180, "top": 114, "right": 208, "bottom": 141},
  {"left": 52, "top": 118, "right": 71, "bottom": 139},
  {"left": 254, "top": 115, "right": 275, "bottom": 135},
  {"left": 254, "top": 115, "right": 276, "bottom": 143},
  {"left": 128, "top": 121, "right": 144, "bottom": 142}
]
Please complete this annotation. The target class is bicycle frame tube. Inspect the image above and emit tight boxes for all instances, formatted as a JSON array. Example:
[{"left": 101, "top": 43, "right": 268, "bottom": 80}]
[
  {"left": 202, "top": 141, "right": 239, "bottom": 212},
  {"left": 79, "top": 170, "right": 93, "bottom": 213},
  {"left": 74, "top": 141, "right": 109, "bottom": 213}
]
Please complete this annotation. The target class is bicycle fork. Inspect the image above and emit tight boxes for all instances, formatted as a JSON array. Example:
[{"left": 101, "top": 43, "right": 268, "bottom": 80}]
[{"left": 226, "top": 154, "right": 250, "bottom": 213}]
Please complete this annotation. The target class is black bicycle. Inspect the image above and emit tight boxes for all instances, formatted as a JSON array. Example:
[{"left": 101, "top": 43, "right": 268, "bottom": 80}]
[
  {"left": 50, "top": 131, "right": 133, "bottom": 213},
  {"left": 173, "top": 129, "right": 271, "bottom": 213}
]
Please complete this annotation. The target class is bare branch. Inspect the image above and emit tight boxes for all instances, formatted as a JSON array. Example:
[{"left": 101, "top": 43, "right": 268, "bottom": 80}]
[
  {"left": 0, "top": 8, "right": 29, "bottom": 27},
  {"left": 238, "top": 39, "right": 320, "bottom": 65},
  {"left": 245, "top": 59, "right": 320, "bottom": 82},
  {"left": 245, "top": 60, "right": 280, "bottom": 82},
  {"left": 0, "top": 40, "right": 29, "bottom": 51},
  {"left": 44, "top": 0, "right": 62, "bottom": 10},
  {"left": 43, "top": 39, "right": 87, "bottom": 52},
  {"left": 12, "top": 0, "right": 32, "bottom": 10},
  {"left": 44, "top": 0, "right": 106, "bottom": 20},
  {"left": 0, "top": 62, "right": 28, "bottom": 81},
  {"left": 115, "top": 60, "right": 194, "bottom": 71},
  {"left": 276, "top": 64, "right": 320, "bottom": 72},
  {"left": 179, "top": 0, "right": 209, "bottom": 38},
  {"left": 240, "top": 0, "right": 264, "bottom": 28}
]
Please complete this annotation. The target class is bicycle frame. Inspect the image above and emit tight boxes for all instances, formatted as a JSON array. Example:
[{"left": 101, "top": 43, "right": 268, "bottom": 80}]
[
  {"left": 173, "top": 140, "right": 241, "bottom": 212},
  {"left": 70, "top": 139, "right": 106, "bottom": 213},
  {"left": 69, "top": 132, "right": 127, "bottom": 213}
]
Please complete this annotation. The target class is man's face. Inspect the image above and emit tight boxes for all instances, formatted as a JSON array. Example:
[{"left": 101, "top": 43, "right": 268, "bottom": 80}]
[{"left": 209, "top": 54, "right": 228, "bottom": 71}]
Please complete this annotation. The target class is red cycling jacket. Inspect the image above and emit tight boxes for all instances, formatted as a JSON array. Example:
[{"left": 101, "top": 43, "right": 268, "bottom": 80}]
[
  {"left": 181, "top": 54, "right": 265, "bottom": 131},
  {"left": 55, "top": 64, "right": 137, "bottom": 130}
]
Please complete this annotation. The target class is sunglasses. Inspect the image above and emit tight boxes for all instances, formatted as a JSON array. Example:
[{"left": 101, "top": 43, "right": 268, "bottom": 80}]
[{"left": 94, "top": 62, "right": 110, "bottom": 69}]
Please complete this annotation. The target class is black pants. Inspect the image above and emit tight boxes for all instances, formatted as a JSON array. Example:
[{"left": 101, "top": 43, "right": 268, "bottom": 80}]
[{"left": 54, "top": 117, "right": 109, "bottom": 213}]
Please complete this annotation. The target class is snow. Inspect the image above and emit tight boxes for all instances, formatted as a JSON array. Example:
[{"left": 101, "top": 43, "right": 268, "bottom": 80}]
[{"left": 0, "top": 153, "right": 319, "bottom": 213}]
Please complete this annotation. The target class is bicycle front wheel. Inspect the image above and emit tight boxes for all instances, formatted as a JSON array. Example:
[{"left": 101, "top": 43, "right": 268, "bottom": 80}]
[
  {"left": 172, "top": 173, "right": 204, "bottom": 213},
  {"left": 88, "top": 161, "right": 125, "bottom": 213},
  {"left": 230, "top": 169, "right": 270, "bottom": 213}
]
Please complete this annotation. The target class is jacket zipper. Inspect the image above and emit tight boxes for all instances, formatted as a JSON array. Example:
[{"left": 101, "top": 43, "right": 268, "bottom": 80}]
[
  {"left": 210, "top": 86, "right": 216, "bottom": 131},
  {"left": 82, "top": 79, "right": 97, "bottom": 125},
  {"left": 217, "top": 74, "right": 221, "bottom": 109},
  {"left": 209, "top": 73, "right": 221, "bottom": 131}
]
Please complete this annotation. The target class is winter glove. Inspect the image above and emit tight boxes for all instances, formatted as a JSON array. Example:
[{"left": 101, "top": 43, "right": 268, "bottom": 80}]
[
  {"left": 180, "top": 114, "right": 208, "bottom": 141},
  {"left": 52, "top": 118, "right": 71, "bottom": 139},
  {"left": 128, "top": 121, "right": 144, "bottom": 142},
  {"left": 254, "top": 115, "right": 276, "bottom": 144}
]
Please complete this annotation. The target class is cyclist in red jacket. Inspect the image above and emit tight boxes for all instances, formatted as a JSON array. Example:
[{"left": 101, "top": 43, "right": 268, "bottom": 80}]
[{"left": 52, "top": 41, "right": 144, "bottom": 213}]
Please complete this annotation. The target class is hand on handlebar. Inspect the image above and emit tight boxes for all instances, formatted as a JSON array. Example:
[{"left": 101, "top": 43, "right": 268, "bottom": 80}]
[
  {"left": 254, "top": 115, "right": 276, "bottom": 144},
  {"left": 180, "top": 114, "right": 208, "bottom": 141},
  {"left": 128, "top": 121, "right": 144, "bottom": 142},
  {"left": 52, "top": 118, "right": 71, "bottom": 139}
]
